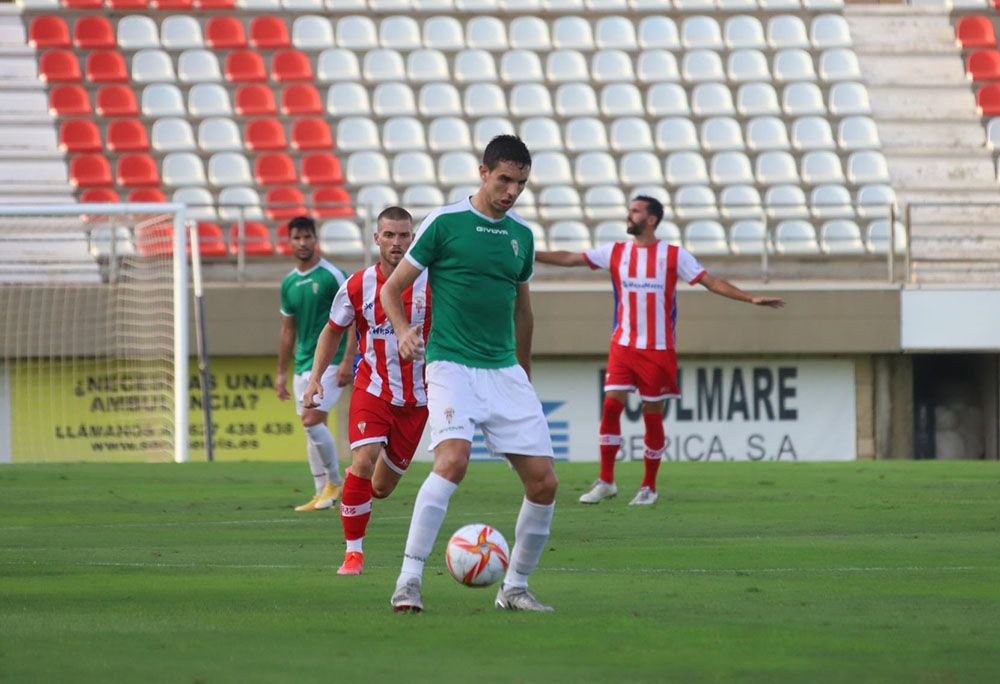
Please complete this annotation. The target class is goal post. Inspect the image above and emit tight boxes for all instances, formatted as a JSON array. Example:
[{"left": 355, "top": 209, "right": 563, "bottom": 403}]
[{"left": 0, "top": 203, "right": 189, "bottom": 464}]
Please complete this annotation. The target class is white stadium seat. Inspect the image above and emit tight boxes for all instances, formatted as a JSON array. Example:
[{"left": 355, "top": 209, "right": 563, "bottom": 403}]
[
  {"left": 767, "top": 15, "right": 809, "bottom": 49},
  {"left": 819, "top": 48, "right": 861, "bottom": 81},
  {"left": 866, "top": 220, "right": 906, "bottom": 254},
  {"left": 218, "top": 186, "right": 264, "bottom": 221},
  {"left": 685, "top": 220, "right": 729, "bottom": 256},
  {"left": 198, "top": 118, "right": 242, "bottom": 152},
  {"left": 710, "top": 151, "right": 754, "bottom": 185},
  {"left": 811, "top": 14, "right": 852, "bottom": 49},
  {"left": 701, "top": 116, "right": 744, "bottom": 152},
  {"left": 575, "top": 152, "right": 619, "bottom": 185},
  {"left": 466, "top": 17, "right": 507, "bottom": 51},
  {"left": 724, "top": 16, "right": 765, "bottom": 49},
  {"left": 547, "top": 50, "right": 590, "bottom": 83},
  {"left": 337, "top": 16, "right": 378, "bottom": 50},
  {"left": 838, "top": 117, "right": 881, "bottom": 151},
  {"left": 318, "top": 49, "right": 361, "bottom": 82},
  {"left": 380, "top": 16, "right": 421, "bottom": 50},
  {"left": 619, "top": 152, "right": 664, "bottom": 185},
  {"left": 454, "top": 50, "right": 498, "bottom": 83},
  {"left": 208, "top": 152, "right": 253, "bottom": 187},
  {"left": 552, "top": 17, "right": 594, "bottom": 50},
  {"left": 592, "top": 50, "right": 635, "bottom": 83},
  {"left": 356, "top": 185, "right": 400, "bottom": 214},
  {"left": 595, "top": 220, "right": 629, "bottom": 245},
  {"left": 792, "top": 116, "right": 836, "bottom": 151},
  {"left": 755, "top": 151, "right": 799, "bottom": 185},
  {"left": 530, "top": 152, "right": 574, "bottom": 186},
  {"left": 383, "top": 117, "right": 426, "bottom": 152},
  {"left": 473, "top": 117, "right": 515, "bottom": 149},
  {"left": 556, "top": 83, "right": 599, "bottom": 117},
  {"left": 675, "top": 186, "right": 717, "bottom": 219},
  {"left": 766, "top": 185, "right": 809, "bottom": 220},
  {"left": 720, "top": 184, "right": 763, "bottom": 219},
  {"left": 654, "top": 221, "right": 682, "bottom": 245},
  {"left": 132, "top": 50, "right": 175, "bottom": 83},
  {"left": 682, "top": 50, "right": 725, "bottom": 83},
  {"left": 601, "top": 84, "right": 645, "bottom": 117},
  {"left": 539, "top": 185, "right": 583, "bottom": 220},
  {"left": 500, "top": 50, "right": 545, "bottom": 83},
  {"left": 172, "top": 187, "right": 216, "bottom": 222},
  {"left": 428, "top": 117, "right": 472, "bottom": 152},
  {"left": 161, "top": 16, "right": 204, "bottom": 50},
  {"left": 425, "top": 16, "right": 466, "bottom": 51},
  {"left": 162, "top": 153, "right": 207, "bottom": 186},
  {"left": 821, "top": 220, "right": 864, "bottom": 254},
  {"left": 647, "top": 83, "right": 690, "bottom": 116},
  {"left": 326, "top": 83, "right": 370, "bottom": 116},
  {"left": 510, "top": 17, "right": 552, "bottom": 50},
  {"left": 337, "top": 117, "right": 381, "bottom": 151},
  {"left": 437, "top": 152, "right": 480, "bottom": 186},
  {"left": 829, "top": 82, "right": 871, "bottom": 116},
  {"left": 637, "top": 50, "right": 680, "bottom": 83},
  {"left": 585, "top": 185, "right": 628, "bottom": 221},
  {"left": 847, "top": 151, "right": 890, "bottom": 185},
  {"left": 772, "top": 49, "right": 816, "bottom": 82},
  {"left": 737, "top": 83, "right": 780, "bottom": 116},
  {"left": 519, "top": 117, "right": 563, "bottom": 152},
  {"left": 810, "top": 185, "right": 854, "bottom": 219},
  {"left": 372, "top": 83, "right": 416, "bottom": 117},
  {"left": 364, "top": 49, "right": 406, "bottom": 82},
  {"left": 857, "top": 184, "right": 896, "bottom": 219},
  {"left": 419, "top": 83, "right": 462, "bottom": 117},
  {"left": 152, "top": 118, "right": 197, "bottom": 152},
  {"left": 800, "top": 151, "right": 844, "bottom": 185},
  {"left": 610, "top": 117, "right": 654, "bottom": 152},
  {"left": 596, "top": 17, "right": 638, "bottom": 51},
  {"left": 746, "top": 116, "right": 791, "bottom": 151},
  {"left": 403, "top": 186, "right": 445, "bottom": 220},
  {"left": 564, "top": 117, "right": 609, "bottom": 152},
  {"left": 464, "top": 83, "right": 508, "bottom": 116},
  {"left": 729, "top": 220, "right": 768, "bottom": 254},
  {"left": 143, "top": 84, "right": 185, "bottom": 118},
  {"left": 638, "top": 16, "right": 680, "bottom": 50},
  {"left": 320, "top": 220, "right": 365, "bottom": 257},
  {"left": 774, "top": 220, "right": 820, "bottom": 254},
  {"left": 656, "top": 117, "right": 699, "bottom": 152},
  {"left": 293, "top": 16, "right": 335, "bottom": 50},
  {"left": 510, "top": 83, "right": 554, "bottom": 117},
  {"left": 548, "top": 221, "right": 592, "bottom": 251},
  {"left": 178, "top": 50, "right": 221, "bottom": 84},
  {"left": 727, "top": 50, "right": 770, "bottom": 83},
  {"left": 393, "top": 151, "right": 436, "bottom": 185},
  {"left": 691, "top": 83, "right": 735, "bottom": 116},
  {"left": 682, "top": 16, "right": 723, "bottom": 50},
  {"left": 118, "top": 16, "right": 159, "bottom": 50},
  {"left": 665, "top": 151, "right": 709, "bottom": 185}
]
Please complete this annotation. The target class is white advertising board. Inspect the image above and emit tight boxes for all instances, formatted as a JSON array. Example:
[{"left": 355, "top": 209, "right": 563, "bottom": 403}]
[{"left": 414, "top": 358, "right": 857, "bottom": 463}]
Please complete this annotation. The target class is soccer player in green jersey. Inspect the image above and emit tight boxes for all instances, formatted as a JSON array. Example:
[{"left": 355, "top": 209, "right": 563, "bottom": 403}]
[
  {"left": 381, "top": 136, "right": 559, "bottom": 613},
  {"left": 277, "top": 216, "right": 354, "bottom": 512}
]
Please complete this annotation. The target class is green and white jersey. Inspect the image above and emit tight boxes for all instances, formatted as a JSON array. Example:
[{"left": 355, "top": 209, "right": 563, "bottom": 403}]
[
  {"left": 405, "top": 196, "right": 534, "bottom": 369},
  {"left": 279, "top": 258, "right": 348, "bottom": 374}
]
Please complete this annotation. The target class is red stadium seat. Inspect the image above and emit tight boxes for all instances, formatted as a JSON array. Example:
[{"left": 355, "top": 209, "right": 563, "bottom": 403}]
[
  {"left": 280, "top": 84, "right": 322, "bottom": 116},
  {"left": 254, "top": 153, "right": 296, "bottom": 185},
  {"left": 957, "top": 16, "right": 997, "bottom": 49},
  {"left": 246, "top": 118, "right": 287, "bottom": 151},
  {"left": 311, "top": 187, "right": 353, "bottom": 218},
  {"left": 301, "top": 153, "right": 344, "bottom": 185},
  {"left": 116, "top": 154, "right": 160, "bottom": 187},
  {"left": 127, "top": 188, "right": 167, "bottom": 203},
  {"left": 195, "top": 0, "right": 234, "bottom": 7},
  {"left": 266, "top": 188, "right": 306, "bottom": 220},
  {"left": 152, "top": 0, "right": 194, "bottom": 8},
  {"left": 967, "top": 50, "right": 1000, "bottom": 80},
  {"left": 275, "top": 223, "right": 293, "bottom": 255},
  {"left": 107, "top": 119, "right": 150, "bottom": 153},
  {"left": 193, "top": 223, "right": 228, "bottom": 257},
  {"left": 977, "top": 83, "right": 1000, "bottom": 114},
  {"left": 29, "top": 16, "right": 70, "bottom": 48},
  {"left": 63, "top": 0, "right": 103, "bottom": 8},
  {"left": 73, "top": 17, "right": 115, "bottom": 50},
  {"left": 235, "top": 84, "right": 277, "bottom": 116},
  {"left": 292, "top": 118, "right": 333, "bottom": 151},
  {"left": 225, "top": 50, "right": 267, "bottom": 83},
  {"left": 229, "top": 222, "right": 274, "bottom": 256},
  {"left": 39, "top": 50, "right": 81, "bottom": 83},
  {"left": 207, "top": 17, "right": 247, "bottom": 49},
  {"left": 85, "top": 51, "right": 128, "bottom": 83},
  {"left": 59, "top": 120, "right": 102, "bottom": 153},
  {"left": 108, "top": 0, "right": 148, "bottom": 8},
  {"left": 136, "top": 223, "right": 174, "bottom": 257},
  {"left": 271, "top": 50, "right": 313, "bottom": 82},
  {"left": 96, "top": 85, "right": 138, "bottom": 117},
  {"left": 81, "top": 188, "right": 121, "bottom": 203},
  {"left": 49, "top": 85, "right": 91, "bottom": 116},
  {"left": 70, "top": 154, "right": 113, "bottom": 187},
  {"left": 251, "top": 17, "right": 290, "bottom": 49}
]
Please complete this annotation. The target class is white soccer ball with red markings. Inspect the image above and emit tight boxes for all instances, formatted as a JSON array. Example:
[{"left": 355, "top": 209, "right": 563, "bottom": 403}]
[{"left": 445, "top": 523, "right": 510, "bottom": 587}]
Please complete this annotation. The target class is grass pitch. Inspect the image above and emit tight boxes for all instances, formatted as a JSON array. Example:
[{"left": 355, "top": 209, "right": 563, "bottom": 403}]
[{"left": 1, "top": 460, "right": 998, "bottom": 684}]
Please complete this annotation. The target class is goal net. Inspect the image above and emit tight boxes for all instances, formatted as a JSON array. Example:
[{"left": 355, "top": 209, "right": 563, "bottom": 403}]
[{"left": 0, "top": 204, "right": 189, "bottom": 464}]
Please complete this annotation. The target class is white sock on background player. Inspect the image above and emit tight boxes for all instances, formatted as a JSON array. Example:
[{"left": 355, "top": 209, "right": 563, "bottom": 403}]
[
  {"left": 396, "top": 472, "right": 458, "bottom": 588},
  {"left": 305, "top": 423, "right": 341, "bottom": 494},
  {"left": 503, "top": 498, "right": 554, "bottom": 589}
]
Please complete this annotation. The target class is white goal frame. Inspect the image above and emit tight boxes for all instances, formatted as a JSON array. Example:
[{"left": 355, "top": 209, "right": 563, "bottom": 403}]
[{"left": 0, "top": 203, "right": 190, "bottom": 463}]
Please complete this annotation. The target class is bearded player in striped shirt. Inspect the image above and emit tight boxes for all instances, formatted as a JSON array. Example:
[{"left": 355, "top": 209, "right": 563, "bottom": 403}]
[
  {"left": 303, "top": 206, "right": 431, "bottom": 576},
  {"left": 536, "top": 196, "right": 784, "bottom": 506}
]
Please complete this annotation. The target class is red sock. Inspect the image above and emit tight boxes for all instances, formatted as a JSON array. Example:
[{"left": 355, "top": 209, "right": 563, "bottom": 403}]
[
  {"left": 642, "top": 412, "right": 665, "bottom": 491},
  {"left": 599, "top": 397, "right": 625, "bottom": 483},
  {"left": 340, "top": 472, "right": 373, "bottom": 543}
]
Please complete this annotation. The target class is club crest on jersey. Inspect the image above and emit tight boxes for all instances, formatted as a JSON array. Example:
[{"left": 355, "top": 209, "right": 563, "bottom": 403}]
[
  {"left": 511, "top": 239, "right": 519, "bottom": 257},
  {"left": 414, "top": 294, "right": 425, "bottom": 316},
  {"left": 357, "top": 421, "right": 366, "bottom": 434},
  {"left": 444, "top": 407, "right": 454, "bottom": 424},
  {"left": 312, "top": 282, "right": 319, "bottom": 294}
]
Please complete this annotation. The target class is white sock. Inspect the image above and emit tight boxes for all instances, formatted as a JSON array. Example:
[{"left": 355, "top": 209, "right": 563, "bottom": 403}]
[
  {"left": 503, "top": 498, "right": 554, "bottom": 589},
  {"left": 396, "top": 472, "right": 458, "bottom": 589},
  {"left": 346, "top": 538, "right": 363, "bottom": 553},
  {"left": 304, "top": 423, "right": 342, "bottom": 491}
]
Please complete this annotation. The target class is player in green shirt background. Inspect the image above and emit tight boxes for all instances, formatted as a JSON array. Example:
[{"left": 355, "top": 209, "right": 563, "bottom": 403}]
[
  {"left": 277, "top": 216, "right": 354, "bottom": 512},
  {"left": 380, "top": 136, "right": 558, "bottom": 613}
]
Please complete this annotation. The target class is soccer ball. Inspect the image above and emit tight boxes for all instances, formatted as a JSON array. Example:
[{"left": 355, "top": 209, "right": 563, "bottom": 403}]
[{"left": 445, "top": 523, "right": 510, "bottom": 587}]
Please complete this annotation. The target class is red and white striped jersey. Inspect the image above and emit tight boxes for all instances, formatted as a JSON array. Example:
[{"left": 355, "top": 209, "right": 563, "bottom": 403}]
[
  {"left": 328, "top": 264, "right": 431, "bottom": 407},
  {"left": 583, "top": 240, "right": 706, "bottom": 351}
]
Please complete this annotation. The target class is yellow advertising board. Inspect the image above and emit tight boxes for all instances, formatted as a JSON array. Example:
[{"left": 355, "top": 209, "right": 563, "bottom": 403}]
[{"left": 7, "top": 356, "right": 337, "bottom": 462}]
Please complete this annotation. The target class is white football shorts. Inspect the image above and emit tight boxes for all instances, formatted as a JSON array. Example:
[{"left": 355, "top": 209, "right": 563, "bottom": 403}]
[
  {"left": 294, "top": 366, "right": 343, "bottom": 416},
  {"left": 425, "top": 360, "right": 554, "bottom": 458}
]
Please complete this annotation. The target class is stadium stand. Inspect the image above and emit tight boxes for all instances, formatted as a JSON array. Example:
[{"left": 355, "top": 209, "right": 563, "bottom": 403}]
[{"left": 3, "top": 0, "right": 995, "bottom": 275}]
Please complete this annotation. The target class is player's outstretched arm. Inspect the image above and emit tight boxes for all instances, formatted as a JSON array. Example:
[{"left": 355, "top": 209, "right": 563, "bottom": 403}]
[
  {"left": 698, "top": 273, "right": 785, "bottom": 308},
  {"left": 535, "top": 250, "right": 588, "bottom": 267},
  {"left": 514, "top": 282, "right": 534, "bottom": 379},
  {"left": 380, "top": 259, "right": 425, "bottom": 360},
  {"left": 303, "top": 324, "right": 345, "bottom": 409},
  {"left": 276, "top": 315, "right": 296, "bottom": 401}
]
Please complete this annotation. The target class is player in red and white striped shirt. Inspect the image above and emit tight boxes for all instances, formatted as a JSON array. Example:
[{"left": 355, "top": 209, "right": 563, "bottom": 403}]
[
  {"left": 537, "top": 196, "right": 784, "bottom": 505},
  {"left": 304, "top": 206, "right": 431, "bottom": 575}
]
